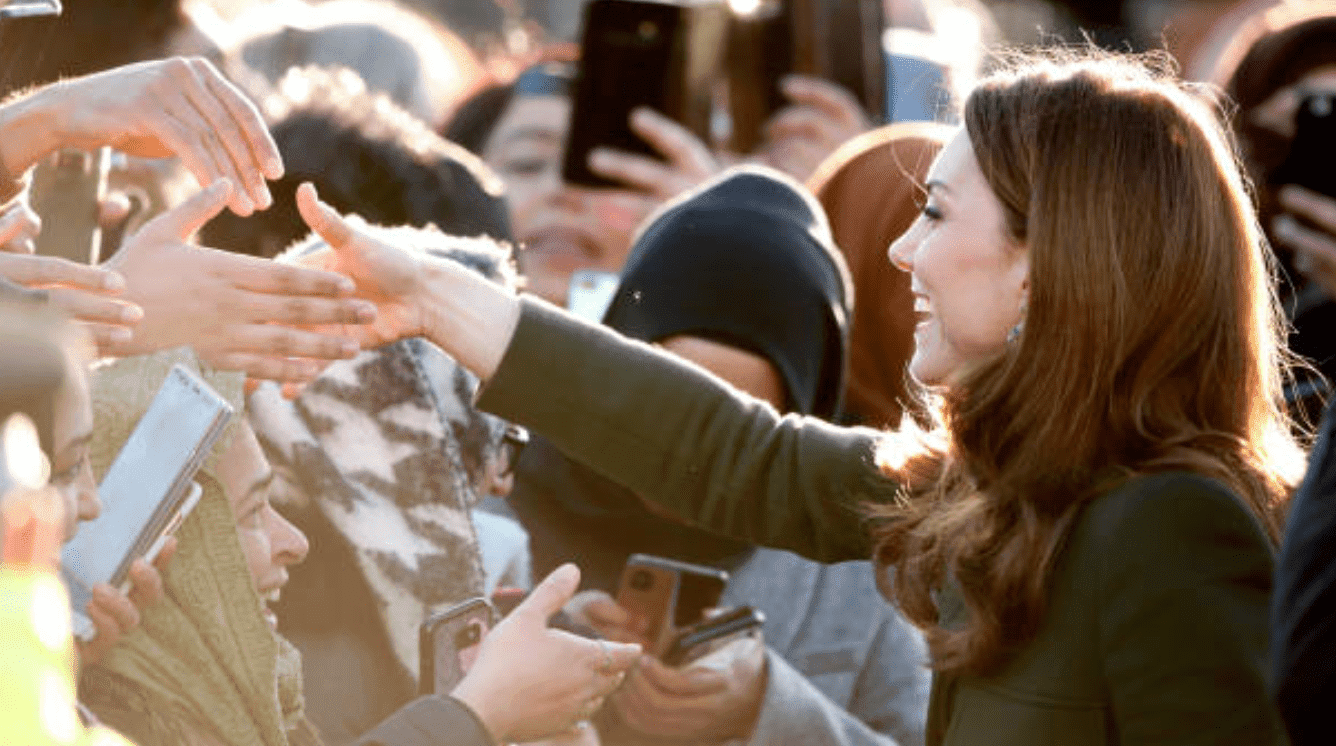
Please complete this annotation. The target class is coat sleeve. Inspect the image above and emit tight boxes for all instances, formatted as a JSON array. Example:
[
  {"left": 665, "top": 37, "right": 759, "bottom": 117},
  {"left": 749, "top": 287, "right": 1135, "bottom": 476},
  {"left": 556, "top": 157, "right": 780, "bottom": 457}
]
[
  {"left": 1272, "top": 400, "right": 1336, "bottom": 746},
  {"left": 356, "top": 696, "right": 495, "bottom": 746},
  {"left": 1093, "top": 474, "right": 1286, "bottom": 745},
  {"left": 478, "top": 298, "right": 895, "bottom": 564}
]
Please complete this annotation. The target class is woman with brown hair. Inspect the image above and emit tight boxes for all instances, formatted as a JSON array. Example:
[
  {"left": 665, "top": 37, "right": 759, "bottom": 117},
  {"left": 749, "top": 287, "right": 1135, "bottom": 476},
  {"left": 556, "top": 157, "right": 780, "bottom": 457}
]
[{"left": 293, "top": 50, "right": 1299, "bottom": 745}]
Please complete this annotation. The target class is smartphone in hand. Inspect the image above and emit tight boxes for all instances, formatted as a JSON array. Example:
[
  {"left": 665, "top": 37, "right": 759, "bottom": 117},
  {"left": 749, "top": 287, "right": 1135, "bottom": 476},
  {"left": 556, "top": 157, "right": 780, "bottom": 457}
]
[
  {"left": 615, "top": 553, "right": 728, "bottom": 656},
  {"left": 419, "top": 597, "right": 496, "bottom": 695},
  {"left": 661, "top": 605, "right": 765, "bottom": 667},
  {"left": 60, "top": 363, "right": 234, "bottom": 641}
]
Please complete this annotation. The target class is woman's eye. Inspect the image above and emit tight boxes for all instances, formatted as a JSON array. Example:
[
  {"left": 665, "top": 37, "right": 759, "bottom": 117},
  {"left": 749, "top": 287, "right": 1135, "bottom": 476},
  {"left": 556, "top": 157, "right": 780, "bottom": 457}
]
[{"left": 922, "top": 204, "right": 944, "bottom": 222}]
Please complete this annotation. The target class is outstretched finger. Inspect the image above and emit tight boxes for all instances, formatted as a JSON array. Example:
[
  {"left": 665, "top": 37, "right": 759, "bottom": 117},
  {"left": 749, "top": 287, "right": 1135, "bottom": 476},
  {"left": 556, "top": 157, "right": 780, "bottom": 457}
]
[
  {"left": 44, "top": 287, "right": 142, "bottom": 326},
  {"left": 136, "top": 180, "right": 233, "bottom": 242},
  {"left": 222, "top": 253, "right": 356, "bottom": 297},
  {"left": 296, "top": 182, "right": 355, "bottom": 250},
  {"left": 202, "top": 350, "right": 327, "bottom": 385},
  {"left": 628, "top": 107, "right": 718, "bottom": 178},
  {"left": 210, "top": 322, "right": 361, "bottom": 361},
  {"left": 780, "top": 75, "right": 868, "bottom": 127},
  {"left": 587, "top": 148, "right": 692, "bottom": 200},
  {"left": 183, "top": 59, "right": 275, "bottom": 210},
  {"left": 516, "top": 563, "right": 583, "bottom": 622},
  {"left": 0, "top": 253, "right": 125, "bottom": 291},
  {"left": 0, "top": 203, "right": 41, "bottom": 252}
]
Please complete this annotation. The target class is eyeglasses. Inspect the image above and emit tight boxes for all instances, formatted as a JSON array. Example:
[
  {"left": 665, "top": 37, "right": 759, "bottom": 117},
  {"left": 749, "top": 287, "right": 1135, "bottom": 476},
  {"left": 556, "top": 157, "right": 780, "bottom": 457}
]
[{"left": 498, "top": 425, "right": 529, "bottom": 477}]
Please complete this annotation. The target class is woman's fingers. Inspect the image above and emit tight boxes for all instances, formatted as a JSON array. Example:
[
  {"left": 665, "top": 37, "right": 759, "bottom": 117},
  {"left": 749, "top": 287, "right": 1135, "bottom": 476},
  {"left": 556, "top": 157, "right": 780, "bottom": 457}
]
[
  {"left": 0, "top": 202, "right": 41, "bottom": 253},
  {"left": 0, "top": 252, "right": 125, "bottom": 290}
]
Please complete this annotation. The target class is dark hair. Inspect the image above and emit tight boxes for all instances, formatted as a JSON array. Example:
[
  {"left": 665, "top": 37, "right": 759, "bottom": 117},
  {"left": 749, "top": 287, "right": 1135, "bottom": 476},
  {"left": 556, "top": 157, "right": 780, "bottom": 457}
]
[
  {"left": 201, "top": 67, "right": 511, "bottom": 258},
  {"left": 0, "top": 0, "right": 187, "bottom": 96},
  {"left": 441, "top": 83, "right": 515, "bottom": 155}
]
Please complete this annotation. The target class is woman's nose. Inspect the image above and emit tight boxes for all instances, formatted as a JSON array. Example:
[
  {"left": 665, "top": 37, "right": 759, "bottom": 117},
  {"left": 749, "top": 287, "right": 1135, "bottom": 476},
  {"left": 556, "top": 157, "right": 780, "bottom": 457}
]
[{"left": 268, "top": 508, "right": 310, "bottom": 566}]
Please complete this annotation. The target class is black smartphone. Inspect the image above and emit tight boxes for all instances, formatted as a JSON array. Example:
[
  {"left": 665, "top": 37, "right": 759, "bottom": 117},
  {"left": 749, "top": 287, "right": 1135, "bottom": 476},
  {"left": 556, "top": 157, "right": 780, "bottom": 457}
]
[
  {"left": 30, "top": 147, "right": 109, "bottom": 264},
  {"left": 419, "top": 597, "right": 496, "bottom": 695},
  {"left": 1275, "top": 92, "right": 1336, "bottom": 201},
  {"left": 561, "top": 0, "right": 729, "bottom": 188},
  {"left": 616, "top": 553, "right": 729, "bottom": 656},
  {"left": 661, "top": 605, "right": 765, "bottom": 667}
]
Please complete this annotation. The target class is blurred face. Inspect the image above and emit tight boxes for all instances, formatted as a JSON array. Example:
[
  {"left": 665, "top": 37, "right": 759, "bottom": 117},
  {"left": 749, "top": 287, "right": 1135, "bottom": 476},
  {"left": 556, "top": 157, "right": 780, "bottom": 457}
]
[
  {"left": 482, "top": 95, "right": 650, "bottom": 305},
  {"left": 1249, "top": 65, "right": 1336, "bottom": 138},
  {"left": 889, "top": 131, "right": 1028, "bottom": 387},
  {"left": 216, "top": 422, "right": 309, "bottom": 631},
  {"left": 50, "top": 362, "right": 98, "bottom": 542}
]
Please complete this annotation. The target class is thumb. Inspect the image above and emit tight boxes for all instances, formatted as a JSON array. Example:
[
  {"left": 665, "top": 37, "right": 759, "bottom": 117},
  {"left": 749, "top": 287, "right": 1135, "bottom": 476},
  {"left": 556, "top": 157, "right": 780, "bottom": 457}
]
[
  {"left": 514, "top": 563, "right": 582, "bottom": 622},
  {"left": 296, "top": 182, "right": 355, "bottom": 251},
  {"left": 141, "top": 180, "right": 232, "bottom": 240}
]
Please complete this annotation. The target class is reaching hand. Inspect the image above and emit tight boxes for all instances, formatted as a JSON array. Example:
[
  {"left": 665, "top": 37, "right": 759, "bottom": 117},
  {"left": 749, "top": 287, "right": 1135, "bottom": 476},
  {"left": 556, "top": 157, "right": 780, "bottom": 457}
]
[
  {"left": 1275, "top": 185, "right": 1336, "bottom": 298},
  {"left": 106, "top": 180, "right": 375, "bottom": 384},
  {"left": 17, "top": 57, "right": 282, "bottom": 217},
  {"left": 587, "top": 107, "right": 723, "bottom": 202},
  {"left": 610, "top": 635, "right": 768, "bottom": 742},
  {"left": 757, "top": 75, "right": 871, "bottom": 182},
  {"left": 453, "top": 564, "right": 642, "bottom": 743},
  {"left": 0, "top": 247, "right": 141, "bottom": 349}
]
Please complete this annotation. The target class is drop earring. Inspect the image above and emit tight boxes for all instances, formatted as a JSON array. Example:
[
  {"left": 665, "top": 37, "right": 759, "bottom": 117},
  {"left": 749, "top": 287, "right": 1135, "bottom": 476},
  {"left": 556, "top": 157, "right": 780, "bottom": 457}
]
[{"left": 1007, "top": 304, "right": 1026, "bottom": 345}]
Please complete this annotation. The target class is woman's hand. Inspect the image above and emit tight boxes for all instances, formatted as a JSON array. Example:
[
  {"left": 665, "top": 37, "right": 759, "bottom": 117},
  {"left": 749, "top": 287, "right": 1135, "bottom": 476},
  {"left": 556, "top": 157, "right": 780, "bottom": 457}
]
[
  {"left": 106, "top": 180, "right": 374, "bottom": 385},
  {"left": 294, "top": 182, "right": 522, "bottom": 381},
  {"left": 564, "top": 590, "right": 651, "bottom": 646},
  {"left": 587, "top": 107, "right": 723, "bottom": 202},
  {"left": 452, "top": 564, "right": 642, "bottom": 743},
  {"left": 610, "top": 635, "right": 768, "bottom": 742},
  {"left": 756, "top": 75, "right": 871, "bottom": 182},
  {"left": 77, "top": 540, "right": 176, "bottom": 668},
  {"left": 1274, "top": 185, "right": 1336, "bottom": 298},
  {"left": 2, "top": 57, "right": 282, "bottom": 217},
  {"left": 0, "top": 250, "right": 140, "bottom": 349}
]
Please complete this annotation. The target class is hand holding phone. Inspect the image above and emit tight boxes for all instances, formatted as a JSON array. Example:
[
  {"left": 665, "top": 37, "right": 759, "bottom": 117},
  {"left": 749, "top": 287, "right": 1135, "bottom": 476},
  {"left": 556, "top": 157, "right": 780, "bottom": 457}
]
[
  {"left": 61, "top": 364, "right": 233, "bottom": 641},
  {"left": 420, "top": 597, "right": 496, "bottom": 695},
  {"left": 615, "top": 554, "right": 728, "bottom": 656},
  {"left": 661, "top": 605, "right": 765, "bottom": 667}
]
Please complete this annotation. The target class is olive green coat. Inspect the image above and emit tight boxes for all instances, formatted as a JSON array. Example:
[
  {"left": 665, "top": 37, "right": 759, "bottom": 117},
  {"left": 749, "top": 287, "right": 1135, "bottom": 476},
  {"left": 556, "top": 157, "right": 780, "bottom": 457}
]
[{"left": 480, "top": 300, "right": 1286, "bottom": 746}]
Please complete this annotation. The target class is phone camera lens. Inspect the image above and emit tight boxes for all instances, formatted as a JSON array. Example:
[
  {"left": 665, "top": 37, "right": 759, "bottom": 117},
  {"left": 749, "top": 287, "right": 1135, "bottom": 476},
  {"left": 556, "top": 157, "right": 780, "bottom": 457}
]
[
  {"left": 630, "top": 569, "right": 654, "bottom": 591},
  {"left": 1313, "top": 95, "right": 1334, "bottom": 118},
  {"left": 638, "top": 21, "right": 658, "bottom": 41}
]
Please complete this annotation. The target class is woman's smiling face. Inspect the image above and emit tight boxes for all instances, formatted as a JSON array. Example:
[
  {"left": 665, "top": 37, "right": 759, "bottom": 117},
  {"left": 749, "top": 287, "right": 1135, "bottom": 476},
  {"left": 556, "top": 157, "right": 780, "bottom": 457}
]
[{"left": 888, "top": 131, "right": 1029, "bottom": 387}]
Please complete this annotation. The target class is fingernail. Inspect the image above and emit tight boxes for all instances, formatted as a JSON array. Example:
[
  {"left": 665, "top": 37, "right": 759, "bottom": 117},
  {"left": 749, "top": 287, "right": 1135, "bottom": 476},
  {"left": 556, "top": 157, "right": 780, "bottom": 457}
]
[
  {"left": 109, "top": 327, "right": 133, "bottom": 343},
  {"left": 1274, "top": 214, "right": 1297, "bottom": 238},
  {"left": 589, "top": 149, "right": 612, "bottom": 169},
  {"left": 267, "top": 157, "right": 285, "bottom": 179},
  {"left": 257, "top": 185, "right": 274, "bottom": 210},
  {"left": 355, "top": 301, "right": 377, "bottom": 321},
  {"left": 120, "top": 304, "right": 143, "bottom": 323},
  {"left": 102, "top": 272, "right": 126, "bottom": 292},
  {"left": 336, "top": 277, "right": 356, "bottom": 294},
  {"left": 340, "top": 340, "right": 359, "bottom": 357},
  {"left": 630, "top": 108, "right": 653, "bottom": 125}
]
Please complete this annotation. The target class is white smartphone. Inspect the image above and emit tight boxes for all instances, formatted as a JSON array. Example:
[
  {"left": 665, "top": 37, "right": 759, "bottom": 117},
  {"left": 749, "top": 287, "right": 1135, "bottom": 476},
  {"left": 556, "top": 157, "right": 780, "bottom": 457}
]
[
  {"left": 567, "top": 269, "right": 620, "bottom": 323},
  {"left": 61, "top": 364, "right": 234, "bottom": 641}
]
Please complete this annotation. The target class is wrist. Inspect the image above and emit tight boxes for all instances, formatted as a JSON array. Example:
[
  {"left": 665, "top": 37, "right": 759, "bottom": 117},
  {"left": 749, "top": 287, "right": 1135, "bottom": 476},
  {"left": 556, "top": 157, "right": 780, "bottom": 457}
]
[
  {"left": 451, "top": 678, "right": 511, "bottom": 744},
  {"left": 0, "top": 86, "right": 63, "bottom": 178},
  {"left": 416, "top": 257, "right": 521, "bottom": 381}
]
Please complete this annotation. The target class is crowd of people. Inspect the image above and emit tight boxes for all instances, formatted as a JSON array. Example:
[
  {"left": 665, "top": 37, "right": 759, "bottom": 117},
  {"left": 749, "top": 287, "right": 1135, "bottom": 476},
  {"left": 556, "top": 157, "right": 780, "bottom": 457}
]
[{"left": 5, "top": 0, "right": 1336, "bottom": 745}]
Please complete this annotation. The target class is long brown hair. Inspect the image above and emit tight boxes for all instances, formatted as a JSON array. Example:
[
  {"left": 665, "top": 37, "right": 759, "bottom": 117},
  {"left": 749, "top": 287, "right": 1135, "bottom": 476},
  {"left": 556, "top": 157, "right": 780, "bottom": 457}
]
[{"left": 869, "top": 51, "right": 1307, "bottom": 677}]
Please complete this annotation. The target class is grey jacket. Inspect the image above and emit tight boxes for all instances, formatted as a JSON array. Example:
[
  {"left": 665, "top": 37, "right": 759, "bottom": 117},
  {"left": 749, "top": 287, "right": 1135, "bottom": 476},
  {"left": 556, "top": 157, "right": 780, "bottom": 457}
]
[{"left": 726, "top": 549, "right": 929, "bottom": 746}]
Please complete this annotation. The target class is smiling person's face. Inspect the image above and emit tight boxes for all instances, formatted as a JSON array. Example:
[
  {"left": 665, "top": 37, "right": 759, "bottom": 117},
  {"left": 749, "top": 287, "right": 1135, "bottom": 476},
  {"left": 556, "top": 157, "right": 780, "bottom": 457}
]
[
  {"left": 889, "top": 131, "right": 1028, "bottom": 387},
  {"left": 482, "top": 95, "right": 649, "bottom": 306},
  {"left": 216, "top": 422, "right": 309, "bottom": 631}
]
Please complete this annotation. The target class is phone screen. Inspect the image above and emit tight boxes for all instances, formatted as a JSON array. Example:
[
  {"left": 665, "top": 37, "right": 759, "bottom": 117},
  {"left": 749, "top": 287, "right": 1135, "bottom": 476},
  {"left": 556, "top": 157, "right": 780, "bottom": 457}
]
[{"left": 567, "top": 270, "right": 619, "bottom": 322}]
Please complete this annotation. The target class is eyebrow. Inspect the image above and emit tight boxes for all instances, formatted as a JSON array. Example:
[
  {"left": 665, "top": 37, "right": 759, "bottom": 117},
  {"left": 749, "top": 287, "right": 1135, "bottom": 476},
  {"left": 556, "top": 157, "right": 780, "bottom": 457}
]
[{"left": 925, "top": 179, "right": 952, "bottom": 196}]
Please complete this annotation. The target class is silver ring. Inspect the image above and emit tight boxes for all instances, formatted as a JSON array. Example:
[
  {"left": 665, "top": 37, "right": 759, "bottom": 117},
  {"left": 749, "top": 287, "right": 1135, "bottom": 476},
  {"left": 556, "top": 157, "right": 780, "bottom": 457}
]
[{"left": 596, "top": 638, "right": 614, "bottom": 675}]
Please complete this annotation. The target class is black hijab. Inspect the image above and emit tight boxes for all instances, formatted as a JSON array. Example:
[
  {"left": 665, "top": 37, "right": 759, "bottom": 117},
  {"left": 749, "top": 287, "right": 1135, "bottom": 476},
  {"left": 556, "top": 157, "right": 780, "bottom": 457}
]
[{"left": 509, "top": 168, "right": 852, "bottom": 591}]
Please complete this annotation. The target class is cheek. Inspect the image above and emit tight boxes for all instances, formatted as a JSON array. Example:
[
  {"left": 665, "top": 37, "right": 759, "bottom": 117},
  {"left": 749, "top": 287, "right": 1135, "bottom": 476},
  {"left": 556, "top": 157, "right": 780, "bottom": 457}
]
[{"left": 237, "top": 526, "right": 270, "bottom": 589}]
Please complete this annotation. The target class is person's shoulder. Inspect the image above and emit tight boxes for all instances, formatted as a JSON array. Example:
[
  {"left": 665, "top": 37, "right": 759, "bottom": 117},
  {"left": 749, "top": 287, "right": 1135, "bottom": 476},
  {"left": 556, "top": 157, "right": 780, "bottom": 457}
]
[{"left": 1075, "top": 471, "right": 1273, "bottom": 576}]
